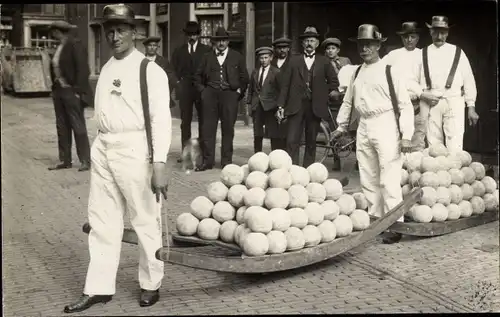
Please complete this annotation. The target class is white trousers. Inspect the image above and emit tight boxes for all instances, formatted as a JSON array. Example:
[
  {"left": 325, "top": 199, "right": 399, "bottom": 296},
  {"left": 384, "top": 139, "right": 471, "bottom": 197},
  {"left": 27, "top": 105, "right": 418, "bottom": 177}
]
[
  {"left": 420, "top": 96, "right": 465, "bottom": 153},
  {"left": 84, "top": 131, "right": 164, "bottom": 296},
  {"left": 411, "top": 109, "right": 427, "bottom": 152},
  {"left": 356, "top": 111, "right": 404, "bottom": 222}
]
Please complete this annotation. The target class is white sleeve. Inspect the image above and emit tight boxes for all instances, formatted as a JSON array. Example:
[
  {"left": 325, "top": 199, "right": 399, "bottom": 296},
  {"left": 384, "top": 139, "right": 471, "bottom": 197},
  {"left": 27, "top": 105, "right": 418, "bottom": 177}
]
[
  {"left": 392, "top": 68, "right": 415, "bottom": 140},
  {"left": 459, "top": 50, "right": 477, "bottom": 107},
  {"left": 146, "top": 62, "right": 172, "bottom": 163}
]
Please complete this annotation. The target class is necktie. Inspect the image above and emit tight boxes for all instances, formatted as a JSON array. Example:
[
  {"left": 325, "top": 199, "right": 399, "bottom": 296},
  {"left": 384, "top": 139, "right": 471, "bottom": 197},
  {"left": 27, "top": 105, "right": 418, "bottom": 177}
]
[
  {"left": 305, "top": 53, "right": 315, "bottom": 59},
  {"left": 216, "top": 51, "right": 224, "bottom": 57},
  {"left": 258, "top": 66, "right": 267, "bottom": 89},
  {"left": 190, "top": 43, "right": 194, "bottom": 54}
]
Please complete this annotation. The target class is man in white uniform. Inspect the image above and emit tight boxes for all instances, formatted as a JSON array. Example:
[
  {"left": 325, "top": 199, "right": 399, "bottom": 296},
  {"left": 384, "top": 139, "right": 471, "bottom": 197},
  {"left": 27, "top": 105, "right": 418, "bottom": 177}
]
[
  {"left": 331, "top": 24, "right": 414, "bottom": 244},
  {"left": 64, "top": 4, "right": 171, "bottom": 313},
  {"left": 383, "top": 22, "right": 426, "bottom": 151},
  {"left": 415, "top": 16, "right": 479, "bottom": 152}
]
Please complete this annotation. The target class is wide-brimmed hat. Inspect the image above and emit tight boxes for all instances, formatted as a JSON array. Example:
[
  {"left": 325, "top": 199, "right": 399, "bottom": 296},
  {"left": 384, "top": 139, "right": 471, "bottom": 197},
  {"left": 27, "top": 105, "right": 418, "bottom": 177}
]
[
  {"left": 299, "top": 26, "right": 321, "bottom": 39},
  {"left": 321, "top": 37, "right": 342, "bottom": 49},
  {"left": 255, "top": 46, "right": 273, "bottom": 56},
  {"left": 102, "top": 4, "right": 136, "bottom": 26},
  {"left": 272, "top": 37, "right": 292, "bottom": 47},
  {"left": 426, "top": 16, "right": 453, "bottom": 29},
  {"left": 348, "top": 24, "right": 387, "bottom": 42},
  {"left": 211, "top": 27, "right": 229, "bottom": 40},
  {"left": 143, "top": 36, "right": 161, "bottom": 45},
  {"left": 48, "top": 21, "right": 77, "bottom": 32},
  {"left": 183, "top": 21, "right": 201, "bottom": 35},
  {"left": 396, "top": 22, "right": 421, "bottom": 35}
]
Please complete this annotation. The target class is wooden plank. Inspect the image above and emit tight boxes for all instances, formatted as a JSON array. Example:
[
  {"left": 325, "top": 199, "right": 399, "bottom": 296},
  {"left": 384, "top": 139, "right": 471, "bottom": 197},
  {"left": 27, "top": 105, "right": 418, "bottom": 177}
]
[{"left": 384, "top": 211, "right": 499, "bottom": 237}]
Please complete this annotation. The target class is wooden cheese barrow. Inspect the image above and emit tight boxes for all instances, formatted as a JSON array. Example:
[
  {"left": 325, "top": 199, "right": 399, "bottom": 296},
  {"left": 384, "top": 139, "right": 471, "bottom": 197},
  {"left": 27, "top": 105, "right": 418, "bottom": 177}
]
[
  {"left": 82, "top": 188, "right": 421, "bottom": 274},
  {"left": 379, "top": 210, "right": 499, "bottom": 237}
]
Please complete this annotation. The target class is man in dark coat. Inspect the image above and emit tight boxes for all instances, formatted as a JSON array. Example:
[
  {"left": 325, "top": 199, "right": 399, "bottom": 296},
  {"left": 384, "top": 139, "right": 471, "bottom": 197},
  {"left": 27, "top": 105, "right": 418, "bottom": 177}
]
[
  {"left": 321, "top": 37, "right": 352, "bottom": 171},
  {"left": 194, "top": 27, "right": 249, "bottom": 171},
  {"left": 277, "top": 27, "right": 339, "bottom": 167},
  {"left": 48, "top": 21, "right": 93, "bottom": 172},
  {"left": 247, "top": 46, "right": 282, "bottom": 152},
  {"left": 143, "top": 36, "right": 177, "bottom": 103},
  {"left": 171, "top": 21, "right": 211, "bottom": 160}
]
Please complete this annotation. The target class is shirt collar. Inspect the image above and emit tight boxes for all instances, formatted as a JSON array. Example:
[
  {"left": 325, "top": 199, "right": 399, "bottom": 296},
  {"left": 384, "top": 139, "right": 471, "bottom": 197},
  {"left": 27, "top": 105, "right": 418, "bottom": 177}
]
[{"left": 215, "top": 48, "right": 229, "bottom": 56}]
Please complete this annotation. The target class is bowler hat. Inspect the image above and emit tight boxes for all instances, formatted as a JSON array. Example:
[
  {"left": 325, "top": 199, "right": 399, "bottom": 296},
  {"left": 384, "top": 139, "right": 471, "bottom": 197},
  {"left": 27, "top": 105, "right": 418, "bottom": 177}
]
[
  {"left": 349, "top": 24, "right": 387, "bottom": 42},
  {"left": 426, "top": 16, "right": 453, "bottom": 29},
  {"left": 102, "top": 4, "right": 136, "bottom": 26},
  {"left": 183, "top": 21, "right": 201, "bottom": 35},
  {"left": 211, "top": 27, "right": 230, "bottom": 40},
  {"left": 299, "top": 26, "right": 321, "bottom": 39},
  {"left": 255, "top": 46, "right": 273, "bottom": 56},
  {"left": 321, "top": 37, "right": 342, "bottom": 49},
  {"left": 143, "top": 36, "right": 161, "bottom": 45},
  {"left": 48, "top": 21, "right": 77, "bottom": 32},
  {"left": 272, "top": 37, "right": 292, "bottom": 47},
  {"left": 396, "top": 22, "right": 421, "bottom": 35}
]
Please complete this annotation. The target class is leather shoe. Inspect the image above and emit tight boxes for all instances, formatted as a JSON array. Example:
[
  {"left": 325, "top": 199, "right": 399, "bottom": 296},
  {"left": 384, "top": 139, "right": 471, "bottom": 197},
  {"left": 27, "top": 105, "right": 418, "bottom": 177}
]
[
  {"left": 63, "top": 294, "right": 112, "bottom": 313},
  {"left": 48, "top": 162, "right": 72, "bottom": 171},
  {"left": 195, "top": 164, "right": 213, "bottom": 172},
  {"left": 78, "top": 161, "right": 91, "bottom": 172},
  {"left": 139, "top": 289, "right": 159, "bottom": 307},
  {"left": 221, "top": 162, "right": 232, "bottom": 169},
  {"left": 382, "top": 232, "right": 402, "bottom": 244},
  {"left": 177, "top": 157, "right": 183, "bottom": 163}
]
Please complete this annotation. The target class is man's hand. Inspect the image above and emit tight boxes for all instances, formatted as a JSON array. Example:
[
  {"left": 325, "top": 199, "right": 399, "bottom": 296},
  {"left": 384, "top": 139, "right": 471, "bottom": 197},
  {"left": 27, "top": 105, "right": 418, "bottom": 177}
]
[
  {"left": 467, "top": 107, "right": 479, "bottom": 126},
  {"left": 330, "top": 130, "right": 344, "bottom": 141},
  {"left": 329, "top": 90, "right": 342, "bottom": 101},
  {"left": 151, "top": 162, "right": 168, "bottom": 202},
  {"left": 400, "top": 139, "right": 413, "bottom": 153},
  {"left": 275, "top": 106, "right": 285, "bottom": 123},
  {"left": 236, "top": 88, "right": 241, "bottom": 94},
  {"left": 420, "top": 92, "right": 440, "bottom": 107}
]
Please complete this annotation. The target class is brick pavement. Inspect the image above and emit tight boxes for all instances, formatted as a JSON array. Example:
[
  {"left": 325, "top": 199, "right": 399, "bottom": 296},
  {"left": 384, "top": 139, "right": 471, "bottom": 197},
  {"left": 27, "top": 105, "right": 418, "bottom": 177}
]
[{"left": 2, "top": 94, "right": 498, "bottom": 316}]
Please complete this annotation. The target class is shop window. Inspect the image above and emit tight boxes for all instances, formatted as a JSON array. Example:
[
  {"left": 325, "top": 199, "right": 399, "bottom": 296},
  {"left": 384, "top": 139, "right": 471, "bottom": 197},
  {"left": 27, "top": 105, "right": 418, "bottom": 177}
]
[
  {"left": 198, "top": 15, "right": 224, "bottom": 46},
  {"left": 30, "top": 25, "right": 58, "bottom": 49},
  {"left": 195, "top": 3, "right": 224, "bottom": 10},
  {"left": 42, "top": 4, "right": 65, "bottom": 16}
]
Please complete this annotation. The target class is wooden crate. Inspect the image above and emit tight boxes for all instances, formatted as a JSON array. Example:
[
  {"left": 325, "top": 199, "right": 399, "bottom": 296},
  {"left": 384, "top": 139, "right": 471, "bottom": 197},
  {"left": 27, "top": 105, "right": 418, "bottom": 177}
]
[{"left": 11, "top": 48, "right": 52, "bottom": 93}]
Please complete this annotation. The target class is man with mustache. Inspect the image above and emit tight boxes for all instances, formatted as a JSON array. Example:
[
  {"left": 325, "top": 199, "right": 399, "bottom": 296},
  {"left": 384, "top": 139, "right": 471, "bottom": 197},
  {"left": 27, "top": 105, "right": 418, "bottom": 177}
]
[
  {"left": 321, "top": 37, "right": 352, "bottom": 171},
  {"left": 171, "top": 22, "right": 211, "bottom": 162},
  {"left": 194, "top": 27, "right": 249, "bottom": 171},
  {"left": 64, "top": 4, "right": 171, "bottom": 313},
  {"left": 383, "top": 22, "right": 426, "bottom": 152},
  {"left": 277, "top": 26, "right": 339, "bottom": 167},
  {"left": 331, "top": 24, "right": 414, "bottom": 244},
  {"left": 415, "top": 16, "right": 478, "bottom": 152}
]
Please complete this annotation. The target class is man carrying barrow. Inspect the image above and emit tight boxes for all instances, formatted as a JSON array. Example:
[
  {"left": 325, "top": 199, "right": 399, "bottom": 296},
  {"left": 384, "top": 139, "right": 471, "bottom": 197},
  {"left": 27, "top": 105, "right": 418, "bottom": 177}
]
[{"left": 331, "top": 24, "right": 414, "bottom": 244}]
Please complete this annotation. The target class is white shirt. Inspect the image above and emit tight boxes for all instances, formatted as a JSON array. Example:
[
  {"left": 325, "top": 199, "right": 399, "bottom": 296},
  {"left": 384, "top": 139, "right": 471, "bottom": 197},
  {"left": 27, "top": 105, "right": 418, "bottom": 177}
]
[
  {"left": 383, "top": 47, "right": 422, "bottom": 98},
  {"left": 94, "top": 49, "right": 172, "bottom": 163},
  {"left": 277, "top": 58, "right": 286, "bottom": 69},
  {"left": 188, "top": 41, "right": 198, "bottom": 54},
  {"left": 414, "top": 42, "right": 477, "bottom": 107},
  {"left": 258, "top": 65, "right": 270, "bottom": 84},
  {"left": 146, "top": 55, "right": 156, "bottom": 62},
  {"left": 216, "top": 48, "right": 229, "bottom": 65},
  {"left": 336, "top": 59, "right": 414, "bottom": 140},
  {"left": 303, "top": 52, "right": 315, "bottom": 70}
]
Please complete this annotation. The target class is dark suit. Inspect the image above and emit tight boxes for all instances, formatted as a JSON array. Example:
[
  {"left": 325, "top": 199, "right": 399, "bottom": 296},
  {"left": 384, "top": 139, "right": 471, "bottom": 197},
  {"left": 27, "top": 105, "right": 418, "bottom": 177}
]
[
  {"left": 278, "top": 53, "right": 339, "bottom": 167},
  {"left": 49, "top": 36, "right": 92, "bottom": 165},
  {"left": 194, "top": 48, "right": 249, "bottom": 166},
  {"left": 271, "top": 55, "right": 292, "bottom": 145},
  {"left": 171, "top": 42, "right": 211, "bottom": 145},
  {"left": 247, "top": 65, "right": 284, "bottom": 151}
]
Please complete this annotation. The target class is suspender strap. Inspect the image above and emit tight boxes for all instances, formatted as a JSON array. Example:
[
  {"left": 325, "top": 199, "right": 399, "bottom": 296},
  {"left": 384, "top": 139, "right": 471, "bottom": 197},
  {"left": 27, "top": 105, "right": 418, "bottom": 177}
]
[
  {"left": 385, "top": 65, "right": 402, "bottom": 137},
  {"left": 422, "top": 46, "right": 432, "bottom": 89},
  {"left": 445, "top": 46, "right": 462, "bottom": 89},
  {"left": 140, "top": 58, "right": 154, "bottom": 164},
  {"left": 347, "top": 65, "right": 363, "bottom": 128}
]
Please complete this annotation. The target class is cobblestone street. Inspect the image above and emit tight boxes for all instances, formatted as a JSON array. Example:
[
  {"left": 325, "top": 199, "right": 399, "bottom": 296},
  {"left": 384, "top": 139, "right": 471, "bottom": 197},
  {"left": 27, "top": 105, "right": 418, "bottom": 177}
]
[{"left": 2, "top": 94, "right": 499, "bottom": 316}]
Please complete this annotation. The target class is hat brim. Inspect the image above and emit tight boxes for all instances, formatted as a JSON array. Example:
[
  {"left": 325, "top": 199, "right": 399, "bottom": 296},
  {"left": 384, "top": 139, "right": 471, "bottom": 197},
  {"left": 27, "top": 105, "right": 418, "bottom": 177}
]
[
  {"left": 183, "top": 28, "right": 201, "bottom": 35},
  {"left": 425, "top": 22, "right": 453, "bottom": 29},
  {"left": 102, "top": 18, "right": 138, "bottom": 27},
  {"left": 211, "top": 36, "right": 229, "bottom": 40},
  {"left": 322, "top": 41, "right": 341, "bottom": 48},
  {"left": 396, "top": 29, "right": 421, "bottom": 35},
  {"left": 348, "top": 37, "right": 388, "bottom": 42},
  {"left": 299, "top": 34, "right": 321, "bottom": 39}
]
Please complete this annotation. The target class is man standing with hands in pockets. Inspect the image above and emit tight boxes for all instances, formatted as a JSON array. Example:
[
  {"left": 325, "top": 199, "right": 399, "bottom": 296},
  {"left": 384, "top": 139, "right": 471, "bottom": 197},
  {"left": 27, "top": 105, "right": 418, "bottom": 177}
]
[{"left": 64, "top": 4, "right": 171, "bottom": 313}]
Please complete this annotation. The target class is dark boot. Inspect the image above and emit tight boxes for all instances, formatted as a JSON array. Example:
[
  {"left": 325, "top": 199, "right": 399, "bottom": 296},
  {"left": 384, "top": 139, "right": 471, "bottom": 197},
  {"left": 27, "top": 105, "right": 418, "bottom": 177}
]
[
  {"left": 139, "top": 289, "right": 159, "bottom": 307},
  {"left": 382, "top": 232, "right": 402, "bottom": 244},
  {"left": 254, "top": 136, "right": 263, "bottom": 153},
  {"left": 78, "top": 161, "right": 91, "bottom": 172},
  {"left": 63, "top": 294, "right": 112, "bottom": 313},
  {"left": 332, "top": 154, "right": 341, "bottom": 171},
  {"left": 48, "top": 162, "right": 72, "bottom": 171}
]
